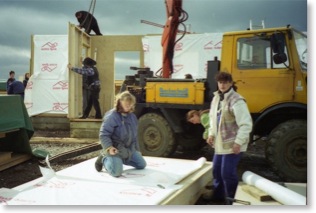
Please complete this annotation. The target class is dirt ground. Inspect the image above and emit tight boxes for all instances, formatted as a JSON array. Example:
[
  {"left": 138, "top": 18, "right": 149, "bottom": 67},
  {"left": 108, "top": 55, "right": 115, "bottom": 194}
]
[{"left": 0, "top": 130, "right": 283, "bottom": 205}]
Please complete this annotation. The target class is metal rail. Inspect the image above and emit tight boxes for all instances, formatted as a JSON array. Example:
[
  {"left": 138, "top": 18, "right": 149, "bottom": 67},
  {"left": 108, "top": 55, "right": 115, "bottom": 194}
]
[{"left": 39, "top": 142, "right": 102, "bottom": 165}]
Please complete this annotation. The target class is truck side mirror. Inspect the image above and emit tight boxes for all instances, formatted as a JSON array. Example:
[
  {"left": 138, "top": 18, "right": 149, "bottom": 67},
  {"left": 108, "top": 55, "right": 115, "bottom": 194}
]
[
  {"left": 273, "top": 53, "right": 287, "bottom": 64},
  {"left": 271, "top": 32, "right": 287, "bottom": 64}
]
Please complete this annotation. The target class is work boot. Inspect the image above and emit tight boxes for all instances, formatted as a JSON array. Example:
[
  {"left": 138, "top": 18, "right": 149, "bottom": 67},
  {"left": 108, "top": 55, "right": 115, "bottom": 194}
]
[
  {"left": 202, "top": 188, "right": 214, "bottom": 200},
  {"left": 95, "top": 155, "right": 103, "bottom": 172},
  {"left": 202, "top": 187, "right": 227, "bottom": 205},
  {"left": 205, "top": 181, "right": 213, "bottom": 189}
]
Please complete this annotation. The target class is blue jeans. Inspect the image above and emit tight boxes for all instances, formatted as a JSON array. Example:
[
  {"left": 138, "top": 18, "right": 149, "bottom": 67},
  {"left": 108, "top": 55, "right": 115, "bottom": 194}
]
[
  {"left": 102, "top": 151, "right": 146, "bottom": 177},
  {"left": 212, "top": 153, "right": 242, "bottom": 203}
]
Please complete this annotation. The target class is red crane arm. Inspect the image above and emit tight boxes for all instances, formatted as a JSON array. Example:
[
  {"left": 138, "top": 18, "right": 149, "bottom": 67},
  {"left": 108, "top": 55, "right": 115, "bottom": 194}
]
[{"left": 161, "top": 0, "right": 183, "bottom": 78}]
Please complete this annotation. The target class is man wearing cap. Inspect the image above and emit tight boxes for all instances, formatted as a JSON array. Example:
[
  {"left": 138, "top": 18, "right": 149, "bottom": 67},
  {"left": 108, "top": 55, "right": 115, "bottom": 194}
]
[{"left": 68, "top": 57, "right": 102, "bottom": 119}]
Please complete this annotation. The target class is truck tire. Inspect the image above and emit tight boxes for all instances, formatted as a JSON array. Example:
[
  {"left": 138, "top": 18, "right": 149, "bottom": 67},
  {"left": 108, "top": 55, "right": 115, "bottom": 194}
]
[
  {"left": 265, "top": 119, "right": 307, "bottom": 182},
  {"left": 138, "top": 113, "right": 177, "bottom": 157}
]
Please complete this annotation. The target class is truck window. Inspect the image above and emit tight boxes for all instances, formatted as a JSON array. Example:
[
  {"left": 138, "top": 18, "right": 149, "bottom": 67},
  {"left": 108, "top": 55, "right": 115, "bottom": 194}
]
[
  {"left": 293, "top": 30, "right": 307, "bottom": 71},
  {"left": 237, "top": 36, "right": 289, "bottom": 70}
]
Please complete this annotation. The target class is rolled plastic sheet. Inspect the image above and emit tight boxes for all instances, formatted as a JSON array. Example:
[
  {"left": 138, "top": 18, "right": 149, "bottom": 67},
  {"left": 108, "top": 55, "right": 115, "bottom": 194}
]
[{"left": 242, "top": 171, "right": 306, "bottom": 205}]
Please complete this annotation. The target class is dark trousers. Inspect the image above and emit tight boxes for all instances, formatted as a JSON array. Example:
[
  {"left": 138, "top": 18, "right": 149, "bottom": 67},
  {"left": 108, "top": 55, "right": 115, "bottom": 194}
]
[
  {"left": 82, "top": 88, "right": 90, "bottom": 112},
  {"left": 83, "top": 87, "right": 101, "bottom": 118},
  {"left": 212, "top": 153, "right": 242, "bottom": 204}
]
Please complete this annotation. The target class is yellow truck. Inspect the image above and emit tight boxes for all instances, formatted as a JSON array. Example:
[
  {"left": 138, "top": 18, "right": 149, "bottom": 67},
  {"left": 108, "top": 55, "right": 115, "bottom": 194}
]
[{"left": 123, "top": 26, "right": 307, "bottom": 182}]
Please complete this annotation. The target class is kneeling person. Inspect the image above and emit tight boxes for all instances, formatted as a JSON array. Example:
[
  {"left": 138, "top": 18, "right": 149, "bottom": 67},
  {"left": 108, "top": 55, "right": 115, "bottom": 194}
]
[{"left": 96, "top": 91, "right": 146, "bottom": 177}]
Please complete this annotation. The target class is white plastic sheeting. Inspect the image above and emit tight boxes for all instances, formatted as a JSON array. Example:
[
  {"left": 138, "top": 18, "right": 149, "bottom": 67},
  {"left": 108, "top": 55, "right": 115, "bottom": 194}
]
[
  {"left": 24, "top": 35, "right": 68, "bottom": 116},
  {"left": 242, "top": 171, "right": 306, "bottom": 205},
  {"left": 0, "top": 156, "right": 207, "bottom": 205},
  {"left": 23, "top": 33, "right": 223, "bottom": 116},
  {"left": 142, "top": 33, "right": 223, "bottom": 79}
]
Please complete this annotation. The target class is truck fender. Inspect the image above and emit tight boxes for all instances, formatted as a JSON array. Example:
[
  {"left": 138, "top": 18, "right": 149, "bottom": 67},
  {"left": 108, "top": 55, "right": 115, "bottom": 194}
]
[{"left": 252, "top": 102, "right": 307, "bottom": 137}]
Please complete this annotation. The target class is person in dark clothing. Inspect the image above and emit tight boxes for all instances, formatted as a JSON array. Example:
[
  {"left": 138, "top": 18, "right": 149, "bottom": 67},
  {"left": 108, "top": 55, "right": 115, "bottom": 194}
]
[
  {"left": 184, "top": 73, "right": 193, "bottom": 79},
  {"left": 75, "top": 11, "right": 102, "bottom": 35},
  {"left": 68, "top": 57, "right": 102, "bottom": 119},
  {"left": 6, "top": 70, "right": 15, "bottom": 90},
  {"left": 7, "top": 78, "right": 25, "bottom": 100},
  {"left": 23, "top": 73, "right": 30, "bottom": 88},
  {"left": 82, "top": 74, "right": 90, "bottom": 114}
]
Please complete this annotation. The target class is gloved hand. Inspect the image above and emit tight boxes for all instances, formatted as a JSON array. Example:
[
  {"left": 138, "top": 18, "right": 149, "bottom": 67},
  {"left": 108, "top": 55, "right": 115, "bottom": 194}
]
[{"left": 116, "top": 144, "right": 132, "bottom": 160}]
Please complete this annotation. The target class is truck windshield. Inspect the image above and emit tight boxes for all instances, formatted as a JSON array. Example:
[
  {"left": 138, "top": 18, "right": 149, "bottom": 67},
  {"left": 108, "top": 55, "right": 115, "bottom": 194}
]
[{"left": 293, "top": 30, "right": 307, "bottom": 71}]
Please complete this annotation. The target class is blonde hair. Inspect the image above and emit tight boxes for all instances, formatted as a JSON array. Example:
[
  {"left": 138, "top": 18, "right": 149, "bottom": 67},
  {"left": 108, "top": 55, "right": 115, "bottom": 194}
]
[{"left": 115, "top": 91, "right": 136, "bottom": 113}]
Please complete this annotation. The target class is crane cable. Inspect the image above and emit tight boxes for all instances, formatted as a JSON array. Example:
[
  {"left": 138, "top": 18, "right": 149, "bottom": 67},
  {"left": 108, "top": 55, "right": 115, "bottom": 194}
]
[
  {"left": 174, "top": 7, "right": 188, "bottom": 43},
  {"left": 81, "top": 0, "right": 96, "bottom": 32}
]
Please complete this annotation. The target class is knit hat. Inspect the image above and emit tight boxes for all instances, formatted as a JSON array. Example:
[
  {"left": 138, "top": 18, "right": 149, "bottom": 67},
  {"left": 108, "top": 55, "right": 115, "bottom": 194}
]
[{"left": 83, "top": 57, "right": 97, "bottom": 66}]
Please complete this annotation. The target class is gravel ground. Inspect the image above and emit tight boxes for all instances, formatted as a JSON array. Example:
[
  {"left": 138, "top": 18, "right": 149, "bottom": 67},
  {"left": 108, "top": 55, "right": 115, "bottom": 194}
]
[{"left": 0, "top": 130, "right": 282, "bottom": 205}]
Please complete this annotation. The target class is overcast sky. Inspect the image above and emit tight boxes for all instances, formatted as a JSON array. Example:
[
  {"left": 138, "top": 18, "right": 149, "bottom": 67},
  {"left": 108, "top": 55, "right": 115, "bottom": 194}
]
[{"left": 0, "top": 0, "right": 308, "bottom": 80}]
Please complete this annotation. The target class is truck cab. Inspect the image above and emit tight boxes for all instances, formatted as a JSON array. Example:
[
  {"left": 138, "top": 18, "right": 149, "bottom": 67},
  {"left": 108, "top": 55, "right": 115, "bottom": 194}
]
[{"left": 214, "top": 26, "right": 307, "bottom": 182}]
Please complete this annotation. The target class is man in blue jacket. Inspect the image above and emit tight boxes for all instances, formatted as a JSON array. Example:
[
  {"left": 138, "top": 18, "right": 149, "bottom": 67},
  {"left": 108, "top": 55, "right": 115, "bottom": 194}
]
[{"left": 7, "top": 78, "right": 25, "bottom": 100}]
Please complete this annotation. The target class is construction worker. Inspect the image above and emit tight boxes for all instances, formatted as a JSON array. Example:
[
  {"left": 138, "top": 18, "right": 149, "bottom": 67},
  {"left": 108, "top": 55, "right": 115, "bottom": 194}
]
[{"left": 68, "top": 57, "right": 102, "bottom": 119}]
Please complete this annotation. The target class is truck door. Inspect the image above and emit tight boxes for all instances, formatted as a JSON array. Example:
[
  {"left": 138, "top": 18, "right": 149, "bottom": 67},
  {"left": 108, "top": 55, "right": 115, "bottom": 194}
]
[{"left": 232, "top": 34, "right": 295, "bottom": 113}]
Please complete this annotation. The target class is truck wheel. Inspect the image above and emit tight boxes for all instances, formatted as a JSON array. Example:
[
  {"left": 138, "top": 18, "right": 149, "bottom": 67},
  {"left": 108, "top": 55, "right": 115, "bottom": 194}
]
[
  {"left": 265, "top": 119, "right": 307, "bottom": 182},
  {"left": 138, "top": 113, "right": 177, "bottom": 157}
]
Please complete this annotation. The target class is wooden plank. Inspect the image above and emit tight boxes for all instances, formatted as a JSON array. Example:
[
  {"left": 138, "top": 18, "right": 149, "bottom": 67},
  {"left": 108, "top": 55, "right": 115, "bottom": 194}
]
[
  {"left": 241, "top": 184, "right": 273, "bottom": 201},
  {"left": 70, "top": 128, "right": 99, "bottom": 138},
  {"left": 31, "top": 116, "right": 69, "bottom": 131},
  {"left": 0, "top": 152, "right": 12, "bottom": 163},
  {"left": 70, "top": 120, "right": 102, "bottom": 138},
  {"left": 70, "top": 120, "right": 102, "bottom": 128},
  {"left": 0, "top": 129, "right": 20, "bottom": 138},
  {"left": 115, "top": 80, "right": 124, "bottom": 94},
  {"left": 159, "top": 162, "right": 213, "bottom": 205},
  {"left": 234, "top": 182, "right": 280, "bottom": 205},
  {"left": 0, "top": 153, "right": 32, "bottom": 171},
  {"left": 0, "top": 129, "right": 19, "bottom": 134}
]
